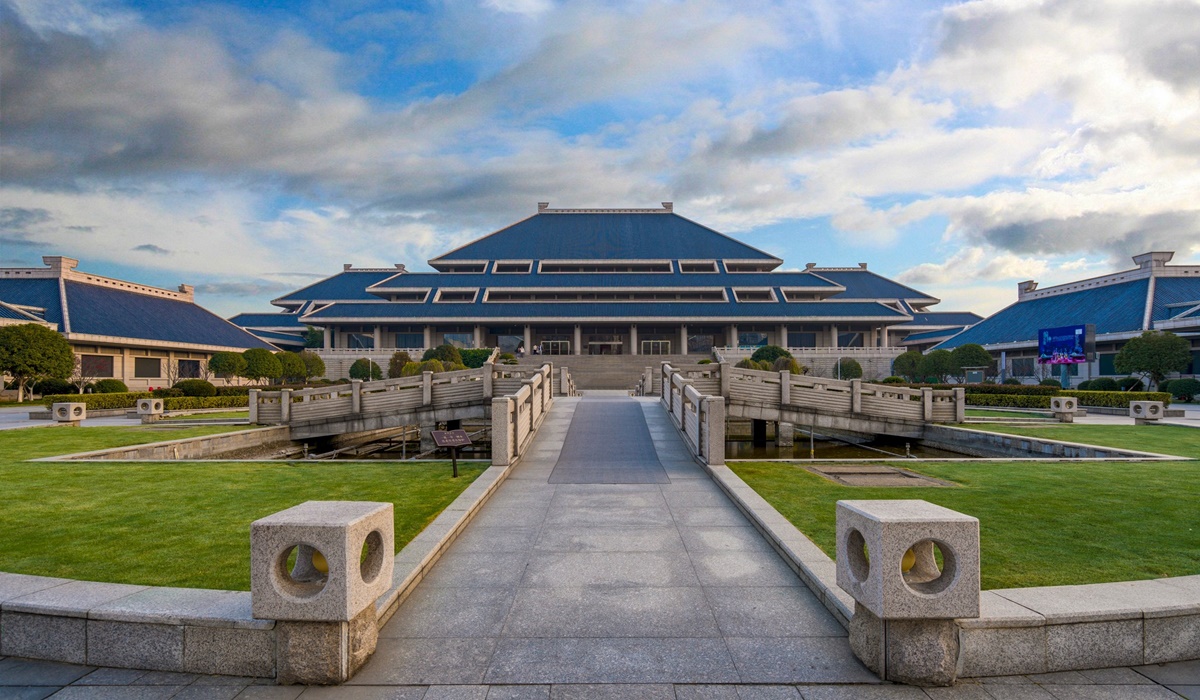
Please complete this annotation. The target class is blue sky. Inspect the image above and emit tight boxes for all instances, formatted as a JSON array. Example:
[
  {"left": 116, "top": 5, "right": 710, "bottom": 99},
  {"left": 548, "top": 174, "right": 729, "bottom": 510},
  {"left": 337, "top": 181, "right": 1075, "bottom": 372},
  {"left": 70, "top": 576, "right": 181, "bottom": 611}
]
[{"left": 2, "top": 0, "right": 1199, "bottom": 318}]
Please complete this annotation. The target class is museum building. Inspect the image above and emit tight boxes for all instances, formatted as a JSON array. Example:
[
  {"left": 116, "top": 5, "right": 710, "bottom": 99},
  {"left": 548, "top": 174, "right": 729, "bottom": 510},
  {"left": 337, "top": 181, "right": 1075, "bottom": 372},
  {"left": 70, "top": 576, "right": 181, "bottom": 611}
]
[
  {"left": 934, "top": 251, "right": 1200, "bottom": 384},
  {"left": 232, "top": 203, "right": 980, "bottom": 374},
  {"left": 0, "top": 256, "right": 275, "bottom": 391}
]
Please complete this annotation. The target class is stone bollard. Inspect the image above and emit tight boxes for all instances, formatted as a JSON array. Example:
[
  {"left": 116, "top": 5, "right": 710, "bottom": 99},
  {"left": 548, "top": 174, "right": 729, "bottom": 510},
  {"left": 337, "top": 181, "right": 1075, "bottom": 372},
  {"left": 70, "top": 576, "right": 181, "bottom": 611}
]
[
  {"left": 51, "top": 402, "right": 86, "bottom": 426},
  {"left": 1130, "top": 401, "right": 1164, "bottom": 425},
  {"left": 836, "top": 500, "right": 980, "bottom": 686},
  {"left": 251, "top": 501, "right": 394, "bottom": 684},
  {"left": 137, "top": 398, "right": 164, "bottom": 424},
  {"left": 1050, "top": 396, "right": 1077, "bottom": 423}
]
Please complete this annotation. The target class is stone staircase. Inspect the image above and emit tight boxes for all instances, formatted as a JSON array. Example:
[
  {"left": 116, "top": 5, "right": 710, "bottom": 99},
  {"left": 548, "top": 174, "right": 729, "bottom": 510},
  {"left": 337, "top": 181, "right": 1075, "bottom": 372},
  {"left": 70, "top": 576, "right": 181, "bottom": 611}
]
[{"left": 513, "top": 354, "right": 697, "bottom": 391}]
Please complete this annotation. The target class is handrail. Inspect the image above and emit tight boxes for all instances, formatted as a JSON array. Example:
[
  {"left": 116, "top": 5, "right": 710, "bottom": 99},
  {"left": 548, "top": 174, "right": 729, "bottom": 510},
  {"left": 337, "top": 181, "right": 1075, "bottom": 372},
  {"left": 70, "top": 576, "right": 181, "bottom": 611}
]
[{"left": 492, "top": 363, "right": 554, "bottom": 466}]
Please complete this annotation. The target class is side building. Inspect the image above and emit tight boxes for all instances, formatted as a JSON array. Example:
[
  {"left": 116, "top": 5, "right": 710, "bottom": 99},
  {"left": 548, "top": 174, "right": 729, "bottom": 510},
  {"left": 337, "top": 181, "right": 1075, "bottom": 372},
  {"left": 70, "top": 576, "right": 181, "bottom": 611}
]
[
  {"left": 232, "top": 204, "right": 980, "bottom": 380},
  {"left": 0, "top": 256, "right": 276, "bottom": 391},
  {"left": 935, "top": 251, "right": 1200, "bottom": 385}
]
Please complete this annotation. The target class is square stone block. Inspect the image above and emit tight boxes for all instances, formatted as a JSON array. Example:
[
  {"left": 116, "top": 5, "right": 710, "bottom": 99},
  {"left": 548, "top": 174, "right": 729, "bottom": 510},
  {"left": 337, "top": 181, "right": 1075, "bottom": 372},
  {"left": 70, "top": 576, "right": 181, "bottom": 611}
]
[
  {"left": 51, "top": 402, "right": 86, "bottom": 423},
  {"left": 136, "top": 398, "right": 164, "bottom": 415},
  {"left": 1050, "top": 397, "right": 1077, "bottom": 413},
  {"left": 251, "top": 500, "right": 394, "bottom": 622},
  {"left": 836, "top": 499, "right": 979, "bottom": 620},
  {"left": 1130, "top": 401, "right": 1164, "bottom": 422}
]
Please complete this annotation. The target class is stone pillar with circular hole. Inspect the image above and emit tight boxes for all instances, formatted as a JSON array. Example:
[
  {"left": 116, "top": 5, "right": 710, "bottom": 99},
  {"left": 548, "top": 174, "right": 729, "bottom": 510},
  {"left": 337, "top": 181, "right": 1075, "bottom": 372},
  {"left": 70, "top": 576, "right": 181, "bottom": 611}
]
[
  {"left": 1130, "top": 400, "right": 1164, "bottom": 425},
  {"left": 1050, "top": 396, "right": 1077, "bottom": 423},
  {"left": 51, "top": 402, "right": 86, "bottom": 426},
  {"left": 836, "top": 499, "right": 980, "bottom": 686},
  {"left": 136, "top": 397, "right": 164, "bottom": 424},
  {"left": 251, "top": 501, "right": 394, "bottom": 684}
]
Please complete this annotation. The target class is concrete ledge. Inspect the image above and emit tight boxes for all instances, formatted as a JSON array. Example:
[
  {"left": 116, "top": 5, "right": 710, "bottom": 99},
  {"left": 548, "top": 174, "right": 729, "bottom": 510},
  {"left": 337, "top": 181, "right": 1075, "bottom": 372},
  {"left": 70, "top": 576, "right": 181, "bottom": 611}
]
[
  {"left": 922, "top": 425, "right": 1184, "bottom": 460},
  {"left": 37, "top": 426, "right": 292, "bottom": 461}
]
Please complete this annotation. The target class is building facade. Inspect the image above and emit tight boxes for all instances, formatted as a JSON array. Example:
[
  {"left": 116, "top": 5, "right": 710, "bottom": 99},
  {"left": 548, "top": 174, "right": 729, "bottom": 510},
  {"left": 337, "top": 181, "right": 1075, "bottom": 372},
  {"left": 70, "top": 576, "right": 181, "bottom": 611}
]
[
  {"left": 233, "top": 204, "right": 979, "bottom": 376},
  {"left": 935, "top": 251, "right": 1200, "bottom": 385},
  {"left": 0, "top": 256, "right": 276, "bottom": 391}
]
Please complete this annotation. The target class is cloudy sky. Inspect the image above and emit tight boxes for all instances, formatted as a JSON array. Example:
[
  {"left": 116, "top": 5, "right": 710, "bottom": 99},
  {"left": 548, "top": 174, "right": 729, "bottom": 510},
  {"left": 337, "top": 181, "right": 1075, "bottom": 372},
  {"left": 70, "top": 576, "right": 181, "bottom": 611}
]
[{"left": 3, "top": 0, "right": 1199, "bottom": 318}]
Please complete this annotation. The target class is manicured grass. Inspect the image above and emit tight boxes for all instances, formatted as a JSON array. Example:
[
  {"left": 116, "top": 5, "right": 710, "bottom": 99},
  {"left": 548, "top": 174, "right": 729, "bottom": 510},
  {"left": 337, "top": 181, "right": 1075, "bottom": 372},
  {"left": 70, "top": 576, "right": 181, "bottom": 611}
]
[
  {"left": 0, "top": 425, "right": 483, "bottom": 590},
  {"left": 968, "top": 423, "right": 1200, "bottom": 459},
  {"left": 733, "top": 457, "right": 1200, "bottom": 589},
  {"left": 965, "top": 409, "right": 1047, "bottom": 418}
]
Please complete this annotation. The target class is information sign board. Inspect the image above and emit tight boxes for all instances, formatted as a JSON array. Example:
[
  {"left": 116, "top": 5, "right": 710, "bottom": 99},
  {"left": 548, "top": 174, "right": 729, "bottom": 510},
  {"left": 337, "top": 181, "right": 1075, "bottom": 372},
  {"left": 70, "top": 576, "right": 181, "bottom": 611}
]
[{"left": 1037, "top": 324, "right": 1093, "bottom": 364}]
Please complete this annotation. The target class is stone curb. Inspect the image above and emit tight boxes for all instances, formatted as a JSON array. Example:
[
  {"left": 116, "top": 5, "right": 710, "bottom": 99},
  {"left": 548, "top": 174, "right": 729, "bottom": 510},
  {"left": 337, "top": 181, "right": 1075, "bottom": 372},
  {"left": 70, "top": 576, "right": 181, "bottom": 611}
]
[{"left": 32, "top": 425, "right": 292, "bottom": 461}]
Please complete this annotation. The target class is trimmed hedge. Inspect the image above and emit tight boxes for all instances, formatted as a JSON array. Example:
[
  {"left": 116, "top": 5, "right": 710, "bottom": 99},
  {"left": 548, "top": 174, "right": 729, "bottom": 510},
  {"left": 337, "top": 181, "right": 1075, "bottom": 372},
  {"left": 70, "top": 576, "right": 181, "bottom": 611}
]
[
  {"left": 215, "top": 386, "right": 252, "bottom": 396},
  {"left": 460, "top": 348, "right": 494, "bottom": 369},
  {"left": 43, "top": 392, "right": 250, "bottom": 411},
  {"left": 43, "top": 392, "right": 151, "bottom": 409},
  {"left": 966, "top": 391, "right": 1172, "bottom": 409},
  {"left": 906, "top": 383, "right": 1060, "bottom": 396},
  {"left": 163, "top": 396, "right": 249, "bottom": 410}
]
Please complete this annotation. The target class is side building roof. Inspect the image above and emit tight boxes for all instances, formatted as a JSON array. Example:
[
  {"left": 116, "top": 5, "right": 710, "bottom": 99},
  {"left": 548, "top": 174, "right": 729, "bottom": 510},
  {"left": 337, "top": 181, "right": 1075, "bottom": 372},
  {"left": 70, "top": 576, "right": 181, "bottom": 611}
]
[
  {"left": 936, "top": 278, "right": 1150, "bottom": 350},
  {"left": 812, "top": 269, "right": 940, "bottom": 304}
]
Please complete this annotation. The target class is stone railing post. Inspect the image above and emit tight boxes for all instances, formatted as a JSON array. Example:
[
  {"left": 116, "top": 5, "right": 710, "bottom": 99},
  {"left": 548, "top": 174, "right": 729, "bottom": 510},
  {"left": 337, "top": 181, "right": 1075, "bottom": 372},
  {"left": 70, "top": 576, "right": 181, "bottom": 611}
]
[
  {"left": 836, "top": 500, "right": 980, "bottom": 686},
  {"left": 719, "top": 362, "right": 730, "bottom": 397},
  {"left": 251, "top": 501, "right": 395, "bottom": 684},
  {"left": 422, "top": 372, "right": 433, "bottom": 406},
  {"left": 953, "top": 387, "right": 966, "bottom": 423},
  {"left": 351, "top": 380, "right": 362, "bottom": 414},
  {"left": 779, "top": 370, "right": 791, "bottom": 405},
  {"left": 850, "top": 378, "right": 862, "bottom": 413},
  {"left": 922, "top": 388, "right": 933, "bottom": 421},
  {"left": 280, "top": 389, "right": 293, "bottom": 423},
  {"left": 248, "top": 389, "right": 260, "bottom": 424},
  {"left": 483, "top": 362, "right": 494, "bottom": 399},
  {"left": 701, "top": 396, "right": 725, "bottom": 466},
  {"left": 491, "top": 397, "right": 513, "bottom": 467},
  {"left": 561, "top": 367, "right": 571, "bottom": 396}
]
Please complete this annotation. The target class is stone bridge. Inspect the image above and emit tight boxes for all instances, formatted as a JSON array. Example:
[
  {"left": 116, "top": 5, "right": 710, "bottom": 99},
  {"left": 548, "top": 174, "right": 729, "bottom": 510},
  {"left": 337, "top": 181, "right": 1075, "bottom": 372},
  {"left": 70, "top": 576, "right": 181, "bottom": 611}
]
[
  {"left": 655, "top": 362, "right": 964, "bottom": 450},
  {"left": 249, "top": 362, "right": 574, "bottom": 440}
]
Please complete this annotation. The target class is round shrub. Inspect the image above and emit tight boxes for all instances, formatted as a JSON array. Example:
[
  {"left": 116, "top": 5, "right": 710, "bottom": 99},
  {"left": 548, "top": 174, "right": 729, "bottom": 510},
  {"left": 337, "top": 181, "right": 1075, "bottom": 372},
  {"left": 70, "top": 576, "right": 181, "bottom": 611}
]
[
  {"left": 498, "top": 353, "right": 516, "bottom": 362},
  {"left": 418, "top": 359, "right": 445, "bottom": 374},
  {"left": 1158, "top": 380, "right": 1172, "bottom": 395},
  {"left": 1038, "top": 378, "right": 1062, "bottom": 388},
  {"left": 750, "top": 345, "right": 792, "bottom": 364},
  {"left": 387, "top": 351, "right": 414, "bottom": 378},
  {"left": 93, "top": 378, "right": 129, "bottom": 393},
  {"left": 152, "top": 387, "right": 184, "bottom": 398},
  {"left": 459, "top": 348, "right": 494, "bottom": 369},
  {"left": 173, "top": 379, "right": 216, "bottom": 397},
  {"left": 771, "top": 356, "right": 803, "bottom": 374},
  {"left": 444, "top": 362, "right": 469, "bottom": 372},
  {"left": 349, "top": 358, "right": 383, "bottom": 381},
  {"left": 881, "top": 376, "right": 905, "bottom": 384},
  {"left": 697, "top": 359, "right": 713, "bottom": 364},
  {"left": 1002, "top": 378, "right": 1022, "bottom": 385},
  {"left": 34, "top": 378, "right": 73, "bottom": 396},
  {"left": 1119, "top": 376, "right": 1145, "bottom": 391},
  {"left": 399, "top": 361, "right": 423, "bottom": 377},
  {"left": 1089, "top": 377, "right": 1119, "bottom": 391},
  {"left": 835, "top": 357, "right": 862, "bottom": 380},
  {"left": 735, "top": 358, "right": 759, "bottom": 370},
  {"left": 422, "top": 344, "right": 463, "bottom": 366},
  {"left": 1076, "top": 380, "right": 1093, "bottom": 390},
  {"left": 1168, "top": 378, "right": 1200, "bottom": 402}
]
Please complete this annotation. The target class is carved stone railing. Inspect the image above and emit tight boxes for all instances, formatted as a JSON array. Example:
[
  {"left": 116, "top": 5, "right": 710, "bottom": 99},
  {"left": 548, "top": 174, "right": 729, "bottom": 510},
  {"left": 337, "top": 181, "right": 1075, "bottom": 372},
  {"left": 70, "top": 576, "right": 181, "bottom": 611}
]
[
  {"left": 659, "top": 364, "right": 725, "bottom": 465},
  {"left": 491, "top": 363, "right": 555, "bottom": 467}
]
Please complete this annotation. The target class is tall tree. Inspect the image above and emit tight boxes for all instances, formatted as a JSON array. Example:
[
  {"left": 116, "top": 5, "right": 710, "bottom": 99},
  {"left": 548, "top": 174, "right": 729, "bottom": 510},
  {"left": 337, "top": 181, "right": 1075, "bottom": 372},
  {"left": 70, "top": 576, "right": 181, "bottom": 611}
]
[
  {"left": 951, "top": 344, "right": 995, "bottom": 380},
  {"left": 242, "top": 348, "right": 283, "bottom": 385},
  {"left": 297, "top": 350, "right": 325, "bottom": 381},
  {"left": 918, "top": 349, "right": 956, "bottom": 383},
  {"left": 0, "top": 324, "right": 74, "bottom": 402},
  {"left": 892, "top": 350, "right": 924, "bottom": 381},
  {"left": 276, "top": 351, "right": 306, "bottom": 383},
  {"left": 1114, "top": 331, "right": 1191, "bottom": 390},
  {"left": 208, "top": 351, "right": 247, "bottom": 384}
]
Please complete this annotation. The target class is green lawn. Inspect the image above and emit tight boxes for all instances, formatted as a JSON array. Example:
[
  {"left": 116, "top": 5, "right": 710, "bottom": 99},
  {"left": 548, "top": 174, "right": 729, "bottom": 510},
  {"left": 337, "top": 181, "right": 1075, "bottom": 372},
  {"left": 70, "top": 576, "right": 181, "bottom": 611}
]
[
  {"left": 965, "top": 409, "right": 1048, "bottom": 419},
  {"left": 966, "top": 423, "right": 1200, "bottom": 459},
  {"left": 0, "top": 425, "right": 483, "bottom": 590},
  {"left": 733, "top": 458, "right": 1200, "bottom": 589}
]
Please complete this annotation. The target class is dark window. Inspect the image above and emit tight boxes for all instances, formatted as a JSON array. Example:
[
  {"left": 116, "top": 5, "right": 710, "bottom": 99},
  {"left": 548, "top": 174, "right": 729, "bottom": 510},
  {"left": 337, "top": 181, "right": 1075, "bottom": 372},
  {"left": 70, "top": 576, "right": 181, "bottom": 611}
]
[
  {"left": 178, "top": 360, "right": 201, "bottom": 379},
  {"left": 389, "top": 291, "right": 428, "bottom": 302},
  {"left": 1011, "top": 358, "right": 1035, "bottom": 377},
  {"left": 734, "top": 289, "right": 774, "bottom": 302},
  {"left": 134, "top": 357, "right": 161, "bottom": 378},
  {"left": 788, "top": 332, "right": 817, "bottom": 347},
  {"left": 493, "top": 262, "right": 532, "bottom": 273},
  {"left": 1098, "top": 353, "right": 1117, "bottom": 375},
  {"left": 838, "top": 332, "right": 863, "bottom": 348},
  {"left": 679, "top": 261, "right": 717, "bottom": 273},
  {"left": 738, "top": 332, "right": 769, "bottom": 347},
  {"left": 394, "top": 333, "right": 423, "bottom": 348},
  {"left": 441, "top": 264, "right": 486, "bottom": 273},
  {"left": 348, "top": 333, "right": 374, "bottom": 349},
  {"left": 725, "top": 262, "right": 776, "bottom": 273},
  {"left": 437, "top": 290, "right": 477, "bottom": 302},
  {"left": 540, "top": 262, "right": 671, "bottom": 273},
  {"left": 81, "top": 355, "right": 114, "bottom": 378}
]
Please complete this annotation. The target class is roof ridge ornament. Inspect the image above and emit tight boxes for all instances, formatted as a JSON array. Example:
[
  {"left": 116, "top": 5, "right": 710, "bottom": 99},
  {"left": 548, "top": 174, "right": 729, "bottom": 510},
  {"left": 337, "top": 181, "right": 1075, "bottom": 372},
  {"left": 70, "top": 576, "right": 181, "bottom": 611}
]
[{"left": 535, "top": 202, "right": 674, "bottom": 214}]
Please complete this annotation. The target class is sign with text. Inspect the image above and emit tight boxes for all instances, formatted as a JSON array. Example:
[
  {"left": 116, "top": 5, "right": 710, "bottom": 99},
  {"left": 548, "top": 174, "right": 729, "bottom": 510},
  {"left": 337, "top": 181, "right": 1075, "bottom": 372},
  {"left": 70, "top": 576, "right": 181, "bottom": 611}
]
[
  {"left": 431, "top": 430, "right": 471, "bottom": 448},
  {"left": 1037, "top": 324, "right": 1094, "bottom": 364}
]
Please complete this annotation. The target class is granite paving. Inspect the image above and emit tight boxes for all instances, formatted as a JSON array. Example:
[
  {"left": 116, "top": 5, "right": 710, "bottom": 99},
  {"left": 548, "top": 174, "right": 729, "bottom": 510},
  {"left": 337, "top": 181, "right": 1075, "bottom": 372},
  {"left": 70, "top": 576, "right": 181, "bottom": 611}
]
[{"left": 4, "top": 397, "right": 1199, "bottom": 697}]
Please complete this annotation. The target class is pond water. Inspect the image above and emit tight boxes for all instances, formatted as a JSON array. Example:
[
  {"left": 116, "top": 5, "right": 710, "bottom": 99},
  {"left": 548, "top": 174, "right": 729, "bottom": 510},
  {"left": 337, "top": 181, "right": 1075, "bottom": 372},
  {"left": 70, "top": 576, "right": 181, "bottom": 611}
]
[{"left": 725, "top": 435, "right": 970, "bottom": 460}]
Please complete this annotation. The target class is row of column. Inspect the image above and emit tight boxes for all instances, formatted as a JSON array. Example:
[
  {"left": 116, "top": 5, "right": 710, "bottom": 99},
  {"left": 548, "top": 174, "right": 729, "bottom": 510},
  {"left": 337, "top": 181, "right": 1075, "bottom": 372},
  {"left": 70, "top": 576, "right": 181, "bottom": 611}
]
[{"left": 322, "top": 323, "right": 893, "bottom": 352}]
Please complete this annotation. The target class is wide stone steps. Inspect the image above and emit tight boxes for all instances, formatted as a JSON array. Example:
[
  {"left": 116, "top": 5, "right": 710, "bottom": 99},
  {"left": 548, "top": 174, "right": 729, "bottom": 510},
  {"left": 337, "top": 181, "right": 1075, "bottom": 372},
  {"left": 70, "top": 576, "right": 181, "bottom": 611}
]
[{"left": 513, "top": 354, "right": 697, "bottom": 390}]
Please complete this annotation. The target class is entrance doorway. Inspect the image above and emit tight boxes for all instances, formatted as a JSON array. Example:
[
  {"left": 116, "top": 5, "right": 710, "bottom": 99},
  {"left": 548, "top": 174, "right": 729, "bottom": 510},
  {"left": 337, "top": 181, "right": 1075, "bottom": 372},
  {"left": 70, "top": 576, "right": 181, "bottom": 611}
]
[
  {"left": 588, "top": 342, "right": 623, "bottom": 355},
  {"left": 640, "top": 340, "right": 671, "bottom": 355},
  {"left": 541, "top": 340, "right": 571, "bottom": 355}
]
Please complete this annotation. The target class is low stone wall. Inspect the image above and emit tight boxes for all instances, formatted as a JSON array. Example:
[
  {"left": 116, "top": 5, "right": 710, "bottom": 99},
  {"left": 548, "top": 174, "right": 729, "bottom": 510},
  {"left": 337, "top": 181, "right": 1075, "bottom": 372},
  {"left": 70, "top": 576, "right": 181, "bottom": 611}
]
[
  {"left": 921, "top": 425, "right": 1183, "bottom": 460},
  {"left": 38, "top": 426, "right": 293, "bottom": 461},
  {"left": 697, "top": 450, "right": 1200, "bottom": 680}
]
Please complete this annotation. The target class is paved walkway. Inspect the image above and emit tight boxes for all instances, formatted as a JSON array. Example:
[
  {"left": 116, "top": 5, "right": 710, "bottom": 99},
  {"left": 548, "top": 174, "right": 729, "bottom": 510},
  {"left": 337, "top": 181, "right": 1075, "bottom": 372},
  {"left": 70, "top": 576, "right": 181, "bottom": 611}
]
[{"left": 3, "top": 395, "right": 1199, "bottom": 698}]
